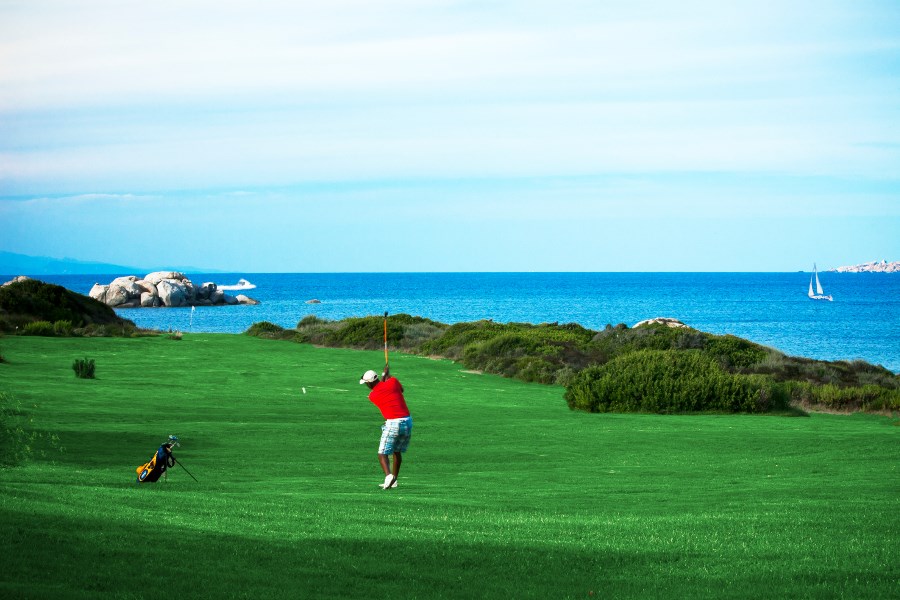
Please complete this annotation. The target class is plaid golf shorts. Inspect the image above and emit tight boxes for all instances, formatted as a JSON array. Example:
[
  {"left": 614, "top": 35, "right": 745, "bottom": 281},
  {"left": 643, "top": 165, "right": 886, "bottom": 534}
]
[{"left": 379, "top": 416, "right": 413, "bottom": 454}]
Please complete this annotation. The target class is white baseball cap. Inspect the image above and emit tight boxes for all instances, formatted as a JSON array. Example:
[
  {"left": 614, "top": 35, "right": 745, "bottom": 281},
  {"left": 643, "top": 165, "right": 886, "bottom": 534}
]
[{"left": 359, "top": 370, "right": 378, "bottom": 384}]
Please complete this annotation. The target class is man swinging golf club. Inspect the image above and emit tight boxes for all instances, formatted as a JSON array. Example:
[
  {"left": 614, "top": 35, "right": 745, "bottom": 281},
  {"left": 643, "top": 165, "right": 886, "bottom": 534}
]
[{"left": 360, "top": 312, "right": 412, "bottom": 490}]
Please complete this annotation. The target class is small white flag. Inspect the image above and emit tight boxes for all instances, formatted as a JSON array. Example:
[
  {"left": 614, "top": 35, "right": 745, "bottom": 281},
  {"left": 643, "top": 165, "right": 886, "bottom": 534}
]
[{"left": 191, "top": 306, "right": 196, "bottom": 312}]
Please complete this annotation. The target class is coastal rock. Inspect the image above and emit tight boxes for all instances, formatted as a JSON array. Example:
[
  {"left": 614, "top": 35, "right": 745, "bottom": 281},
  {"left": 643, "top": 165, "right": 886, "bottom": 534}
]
[
  {"left": 198, "top": 282, "right": 217, "bottom": 300},
  {"left": 89, "top": 283, "right": 109, "bottom": 304},
  {"left": 140, "top": 292, "right": 160, "bottom": 307},
  {"left": 110, "top": 276, "right": 144, "bottom": 300},
  {"left": 634, "top": 317, "right": 688, "bottom": 329},
  {"left": 830, "top": 260, "right": 900, "bottom": 273},
  {"left": 90, "top": 273, "right": 260, "bottom": 309},
  {"left": 306, "top": 299, "right": 321, "bottom": 304},
  {"left": 3, "top": 275, "right": 32, "bottom": 286},
  {"left": 105, "top": 283, "right": 130, "bottom": 307},
  {"left": 144, "top": 271, "right": 186, "bottom": 285},
  {"left": 156, "top": 279, "right": 187, "bottom": 307},
  {"left": 135, "top": 280, "right": 158, "bottom": 295}
]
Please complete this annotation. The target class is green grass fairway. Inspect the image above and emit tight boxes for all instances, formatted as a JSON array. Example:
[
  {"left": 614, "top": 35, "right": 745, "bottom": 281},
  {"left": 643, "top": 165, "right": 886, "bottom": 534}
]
[{"left": 1, "top": 335, "right": 898, "bottom": 599}]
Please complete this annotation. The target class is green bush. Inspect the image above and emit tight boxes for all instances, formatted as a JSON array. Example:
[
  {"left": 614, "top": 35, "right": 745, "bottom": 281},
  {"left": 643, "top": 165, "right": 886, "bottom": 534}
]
[
  {"left": 53, "top": 320, "right": 73, "bottom": 336},
  {"left": 704, "top": 335, "right": 767, "bottom": 368},
  {"left": 514, "top": 355, "right": 558, "bottom": 384},
  {"left": 72, "top": 358, "right": 96, "bottom": 379},
  {"left": 564, "top": 350, "right": 787, "bottom": 414},
  {"left": 246, "top": 321, "right": 285, "bottom": 336},
  {"left": 23, "top": 320, "right": 55, "bottom": 336},
  {"left": 400, "top": 322, "right": 446, "bottom": 350},
  {"left": 786, "top": 381, "right": 900, "bottom": 412},
  {"left": 297, "top": 315, "right": 327, "bottom": 327}
]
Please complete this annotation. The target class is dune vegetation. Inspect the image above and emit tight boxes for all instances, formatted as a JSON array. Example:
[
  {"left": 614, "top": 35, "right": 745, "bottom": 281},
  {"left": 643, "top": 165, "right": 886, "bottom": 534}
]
[{"left": 248, "top": 315, "right": 900, "bottom": 415}]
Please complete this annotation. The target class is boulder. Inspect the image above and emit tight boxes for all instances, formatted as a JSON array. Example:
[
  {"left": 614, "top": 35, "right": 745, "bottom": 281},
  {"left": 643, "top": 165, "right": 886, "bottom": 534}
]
[
  {"left": 198, "top": 282, "right": 217, "bottom": 300},
  {"left": 89, "top": 283, "right": 109, "bottom": 304},
  {"left": 2, "top": 275, "right": 31, "bottom": 286},
  {"left": 135, "top": 280, "right": 158, "bottom": 295},
  {"left": 223, "top": 294, "right": 239, "bottom": 305},
  {"left": 110, "top": 276, "right": 143, "bottom": 300},
  {"left": 105, "top": 284, "right": 130, "bottom": 307},
  {"left": 209, "top": 289, "right": 225, "bottom": 304},
  {"left": 140, "top": 292, "right": 160, "bottom": 307},
  {"left": 236, "top": 294, "right": 260, "bottom": 305},
  {"left": 144, "top": 271, "right": 185, "bottom": 285},
  {"left": 633, "top": 317, "right": 688, "bottom": 329},
  {"left": 157, "top": 279, "right": 187, "bottom": 307}
]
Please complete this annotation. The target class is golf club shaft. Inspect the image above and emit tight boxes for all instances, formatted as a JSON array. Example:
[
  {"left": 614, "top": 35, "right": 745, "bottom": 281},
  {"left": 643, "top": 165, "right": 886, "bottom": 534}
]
[
  {"left": 175, "top": 457, "right": 199, "bottom": 482},
  {"left": 383, "top": 311, "right": 389, "bottom": 365}
]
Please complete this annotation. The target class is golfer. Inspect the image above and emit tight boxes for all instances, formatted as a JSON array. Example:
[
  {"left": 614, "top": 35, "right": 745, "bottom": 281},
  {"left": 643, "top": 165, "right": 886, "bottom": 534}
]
[{"left": 360, "top": 364, "right": 412, "bottom": 490}]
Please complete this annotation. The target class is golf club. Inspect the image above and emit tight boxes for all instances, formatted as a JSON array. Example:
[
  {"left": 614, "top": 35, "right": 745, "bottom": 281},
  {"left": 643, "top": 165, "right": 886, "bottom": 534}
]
[
  {"left": 383, "top": 311, "right": 389, "bottom": 366},
  {"left": 167, "top": 435, "right": 198, "bottom": 482},
  {"left": 174, "top": 457, "right": 199, "bottom": 482}
]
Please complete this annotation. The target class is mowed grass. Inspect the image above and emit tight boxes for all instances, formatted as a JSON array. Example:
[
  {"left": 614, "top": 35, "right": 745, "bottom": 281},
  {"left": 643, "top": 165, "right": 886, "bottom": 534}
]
[{"left": 0, "top": 335, "right": 897, "bottom": 599}]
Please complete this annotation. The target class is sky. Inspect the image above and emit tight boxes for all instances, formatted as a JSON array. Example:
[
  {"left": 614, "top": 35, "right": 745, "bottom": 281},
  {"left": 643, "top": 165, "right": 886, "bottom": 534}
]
[{"left": 1, "top": 0, "right": 898, "bottom": 272}]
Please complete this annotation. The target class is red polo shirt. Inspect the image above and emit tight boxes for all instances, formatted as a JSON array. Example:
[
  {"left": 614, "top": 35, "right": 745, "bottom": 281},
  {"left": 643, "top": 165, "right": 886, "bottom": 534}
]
[{"left": 368, "top": 377, "right": 410, "bottom": 419}]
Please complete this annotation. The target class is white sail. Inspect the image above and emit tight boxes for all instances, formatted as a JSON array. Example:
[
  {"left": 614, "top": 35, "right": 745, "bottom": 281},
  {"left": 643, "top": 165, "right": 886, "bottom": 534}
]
[{"left": 808, "top": 263, "right": 833, "bottom": 301}]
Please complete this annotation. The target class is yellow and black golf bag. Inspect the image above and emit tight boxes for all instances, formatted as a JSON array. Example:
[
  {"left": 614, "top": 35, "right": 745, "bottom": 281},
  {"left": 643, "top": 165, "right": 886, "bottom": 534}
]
[{"left": 136, "top": 442, "right": 176, "bottom": 483}]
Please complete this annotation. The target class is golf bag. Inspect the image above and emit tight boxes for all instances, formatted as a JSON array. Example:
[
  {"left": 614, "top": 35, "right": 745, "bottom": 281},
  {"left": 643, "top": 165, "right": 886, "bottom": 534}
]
[{"left": 135, "top": 442, "right": 177, "bottom": 483}]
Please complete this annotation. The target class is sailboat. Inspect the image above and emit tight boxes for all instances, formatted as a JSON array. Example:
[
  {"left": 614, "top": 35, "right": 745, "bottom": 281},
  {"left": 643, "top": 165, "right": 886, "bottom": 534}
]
[{"left": 808, "top": 264, "right": 833, "bottom": 301}]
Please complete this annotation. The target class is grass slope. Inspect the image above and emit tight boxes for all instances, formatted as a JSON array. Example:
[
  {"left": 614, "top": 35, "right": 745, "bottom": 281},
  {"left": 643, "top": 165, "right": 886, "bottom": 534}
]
[{"left": 1, "top": 335, "right": 898, "bottom": 599}]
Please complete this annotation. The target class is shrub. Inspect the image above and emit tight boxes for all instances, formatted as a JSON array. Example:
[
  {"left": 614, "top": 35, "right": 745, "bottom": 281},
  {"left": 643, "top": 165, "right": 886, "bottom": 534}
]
[
  {"left": 297, "top": 315, "right": 327, "bottom": 327},
  {"left": 72, "top": 358, "right": 96, "bottom": 379},
  {"left": 514, "top": 355, "right": 558, "bottom": 384},
  {"left": 246, "top": 321, "right": 285, "bottom": 336},
  {"left": 324, "top": 316, "right": 385, "bottom": 349},
  {"left": 53, "top": 320, "right": 73, "bottom": 336},
  {"left": 786, "top": 381, "right": 900, "bottom": 412},
  {"left": 554, "top": 366, "right": 578, "bottom": 388},
  {"left": 400, "top": 322, "right": 446, "bottom": 350},
  {"left": 704, "top": 334, "right": 767, "bottom": 369},
  {"left": 23, "top": 321, "right": 55, "bottom": 336},
  {"left": 564, "top": 350, "right": 787, "bottom": 414}
]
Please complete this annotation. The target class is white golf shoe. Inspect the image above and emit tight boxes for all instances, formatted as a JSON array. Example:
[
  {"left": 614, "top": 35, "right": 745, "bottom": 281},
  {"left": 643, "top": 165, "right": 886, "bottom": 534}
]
[{"left": 379, "top": 474, "right": 398, "bottom": 489}]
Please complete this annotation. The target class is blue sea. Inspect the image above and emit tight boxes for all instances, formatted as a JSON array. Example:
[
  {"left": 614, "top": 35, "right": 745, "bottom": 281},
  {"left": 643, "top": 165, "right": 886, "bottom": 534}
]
[{"left": 26, "top": 272, "right": 900, "bottom": 373}]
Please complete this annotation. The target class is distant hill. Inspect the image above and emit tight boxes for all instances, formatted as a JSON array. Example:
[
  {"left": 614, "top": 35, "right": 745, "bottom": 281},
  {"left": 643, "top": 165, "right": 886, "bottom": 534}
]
[
  {"left": 0, "top": 251, "right": 143, "bottom": 276},
  {"left": 0, "top": 251, "right": 222, "bottom": 276}
]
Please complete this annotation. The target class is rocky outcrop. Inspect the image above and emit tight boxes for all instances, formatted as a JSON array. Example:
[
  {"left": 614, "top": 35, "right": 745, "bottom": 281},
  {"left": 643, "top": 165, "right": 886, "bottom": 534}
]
[
  {"left": 2, "top": 275, "right": 32, "bottom": 286},
  {"left": 89, "top": 272, "right": 259, "bottom": 308},
  {"left": 830, "top": 260, "right": 900, "bottom": 273},
  {"left": 633, "top": 317, "right": 688, "bottom": 329}
]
